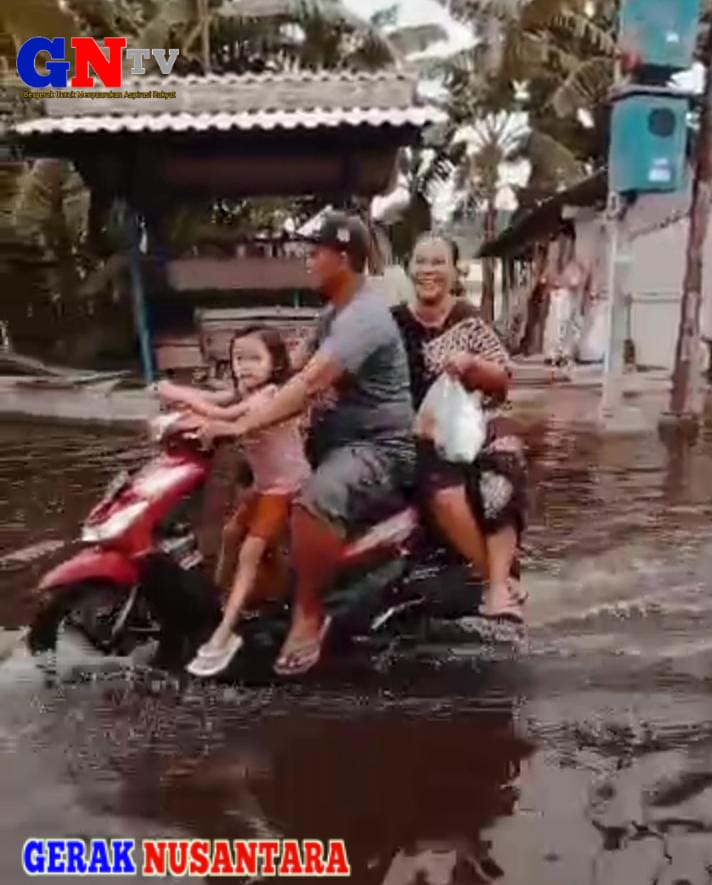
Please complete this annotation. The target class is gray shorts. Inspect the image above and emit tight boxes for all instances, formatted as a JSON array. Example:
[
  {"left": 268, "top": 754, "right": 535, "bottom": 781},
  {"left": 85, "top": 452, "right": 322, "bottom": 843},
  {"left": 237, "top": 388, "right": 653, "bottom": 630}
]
[{"left": 297, "top": 437, "right": 415, "bottom": 537}]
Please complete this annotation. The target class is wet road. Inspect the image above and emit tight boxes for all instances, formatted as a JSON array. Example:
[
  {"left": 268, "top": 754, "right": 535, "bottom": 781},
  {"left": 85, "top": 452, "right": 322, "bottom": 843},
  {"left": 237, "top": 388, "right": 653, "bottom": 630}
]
[{"left": 1, "top": 414, "right": 712, "bottom": 884}]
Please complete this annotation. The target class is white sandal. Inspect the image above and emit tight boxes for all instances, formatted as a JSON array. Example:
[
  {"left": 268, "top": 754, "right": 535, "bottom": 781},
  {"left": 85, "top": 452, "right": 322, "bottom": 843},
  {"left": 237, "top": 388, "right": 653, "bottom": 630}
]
[{"left": 186, "top": 633, "right": 244, "bottom": 677}]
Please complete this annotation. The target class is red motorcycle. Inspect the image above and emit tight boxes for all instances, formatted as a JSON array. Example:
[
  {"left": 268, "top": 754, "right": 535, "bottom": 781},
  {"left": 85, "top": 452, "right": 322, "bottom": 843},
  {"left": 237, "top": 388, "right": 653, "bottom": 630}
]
[{"left": 27, "top": 412, "right": 489, "bottom": 678}]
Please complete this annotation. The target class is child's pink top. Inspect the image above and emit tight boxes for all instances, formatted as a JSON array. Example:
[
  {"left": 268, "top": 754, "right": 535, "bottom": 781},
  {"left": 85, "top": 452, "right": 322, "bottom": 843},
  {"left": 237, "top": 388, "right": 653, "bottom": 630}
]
[{"left": 239, "top": 385, "right": 311, "bottom": 495}]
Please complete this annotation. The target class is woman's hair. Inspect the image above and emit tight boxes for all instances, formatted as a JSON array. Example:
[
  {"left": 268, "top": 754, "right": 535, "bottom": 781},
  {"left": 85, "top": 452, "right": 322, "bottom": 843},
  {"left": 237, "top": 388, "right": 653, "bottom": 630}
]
[{"left": 228, "top": 324, "right": 292, "bottom": 388}]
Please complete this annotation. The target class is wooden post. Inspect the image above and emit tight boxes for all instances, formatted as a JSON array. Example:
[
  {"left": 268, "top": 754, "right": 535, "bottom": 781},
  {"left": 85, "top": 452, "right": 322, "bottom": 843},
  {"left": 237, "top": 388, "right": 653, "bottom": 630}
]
[
  {"left": 500, "top": 257, "right": 511, "bottom": 329},
  {"left": 480, "top": 200, "right": 497, "bottom": 323},
  {"left": 664, "top": 34, "right": 712, "bottom": 431}
]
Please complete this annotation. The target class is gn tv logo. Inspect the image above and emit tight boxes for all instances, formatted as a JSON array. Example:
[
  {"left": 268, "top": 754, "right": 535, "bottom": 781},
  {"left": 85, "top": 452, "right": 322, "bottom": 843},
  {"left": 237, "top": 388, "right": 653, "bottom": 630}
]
[{"left": 16, "top": 37, "right": 180, "bottom": 89}]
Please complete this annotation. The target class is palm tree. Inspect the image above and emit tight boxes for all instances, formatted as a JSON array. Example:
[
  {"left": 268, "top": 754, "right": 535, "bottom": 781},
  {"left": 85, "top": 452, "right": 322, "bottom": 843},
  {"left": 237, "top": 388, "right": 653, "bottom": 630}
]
[
  {"left": 447, "top": 0, "right": 616, "bottom": 178},
  {"left": 386, "top": 135, "right": 460, "bottom": 261},
  {"left": 451, "top": 112, "right": 529, "bottom": 319}
]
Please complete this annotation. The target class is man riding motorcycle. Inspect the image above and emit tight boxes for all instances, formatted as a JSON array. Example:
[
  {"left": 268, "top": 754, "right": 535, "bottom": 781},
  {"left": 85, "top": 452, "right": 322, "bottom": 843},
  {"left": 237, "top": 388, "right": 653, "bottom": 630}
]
[{"left": 187, "top": 212, "right": 416, "bottom": 676}]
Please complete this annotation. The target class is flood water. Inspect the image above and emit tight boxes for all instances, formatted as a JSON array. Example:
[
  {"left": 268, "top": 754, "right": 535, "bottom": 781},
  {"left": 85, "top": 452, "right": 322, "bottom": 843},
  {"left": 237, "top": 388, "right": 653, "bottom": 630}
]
[{"left": 1, "top": 411, "right": 712, "bottom": 884}]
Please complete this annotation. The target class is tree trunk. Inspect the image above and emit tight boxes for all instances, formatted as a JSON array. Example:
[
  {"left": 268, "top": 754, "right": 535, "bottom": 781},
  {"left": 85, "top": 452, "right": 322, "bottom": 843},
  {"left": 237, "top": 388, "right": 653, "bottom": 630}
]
[
  {"left": 198, "top": 0, "right": 211, "bottom": 73},
  {"left": 480, "top": 199, "right": 497, "bottom": 323},
  {"left": 669, "top": 37, "right": 712, "bottom": 422},
  {"left": 520, "top": 247, "right": 548, "bottom": 355},
  {"left": 501, "top": 257, "right": 512, "bottom": 333},
  {"left": 43, "top": 161, "right": 86, "bottom": 364}
]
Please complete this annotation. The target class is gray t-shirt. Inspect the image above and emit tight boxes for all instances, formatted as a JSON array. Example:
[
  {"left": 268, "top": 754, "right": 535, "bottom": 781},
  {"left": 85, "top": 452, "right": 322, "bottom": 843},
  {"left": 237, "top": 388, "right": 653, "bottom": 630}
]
[{"left": 311, "top": 283, "right": 414, "bottom": 448}]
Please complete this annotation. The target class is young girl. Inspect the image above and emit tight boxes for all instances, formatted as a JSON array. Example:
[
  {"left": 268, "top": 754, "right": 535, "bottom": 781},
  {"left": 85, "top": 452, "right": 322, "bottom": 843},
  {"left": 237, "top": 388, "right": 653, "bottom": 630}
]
[{"left": 158, "top": 326, "right": 311, "bottom": 677}]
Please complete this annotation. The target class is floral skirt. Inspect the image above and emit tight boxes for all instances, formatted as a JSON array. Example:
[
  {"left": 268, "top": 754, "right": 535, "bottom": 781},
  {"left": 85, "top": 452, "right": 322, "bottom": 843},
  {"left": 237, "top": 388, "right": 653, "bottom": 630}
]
[{"left": 416, "top": 416, "right": 528, "bottom": 539}]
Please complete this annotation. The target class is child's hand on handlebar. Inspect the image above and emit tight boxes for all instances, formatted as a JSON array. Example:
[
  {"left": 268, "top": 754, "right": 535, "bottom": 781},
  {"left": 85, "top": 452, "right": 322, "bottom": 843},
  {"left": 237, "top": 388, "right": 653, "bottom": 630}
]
[
  {"left": 195, "top": 420, "right": 224, "bottom": 449},
  {"left": 175, "top": 411, "right": 203, "bottom": 432},
  {"left": 155, "top": 380, "right": 178, "bottom": 402},
  {"left": 174, "top": 413, "right": 222, "bottom": 448}
]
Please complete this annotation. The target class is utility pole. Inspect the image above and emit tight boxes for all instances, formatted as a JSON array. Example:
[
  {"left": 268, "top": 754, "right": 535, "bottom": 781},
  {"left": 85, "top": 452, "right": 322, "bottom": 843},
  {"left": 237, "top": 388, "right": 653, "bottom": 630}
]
[
  {"left": 599, "top": 53, "right": 633, "bottom": 425},
  {"left": 599, "top": 191, "right": 632, "bottom": 421},
  {"left": 664, "top": 26, "right": 712, "bottom": 432},
  {"left": 604, "top": 0, "right": 701, "bottom": 431}
]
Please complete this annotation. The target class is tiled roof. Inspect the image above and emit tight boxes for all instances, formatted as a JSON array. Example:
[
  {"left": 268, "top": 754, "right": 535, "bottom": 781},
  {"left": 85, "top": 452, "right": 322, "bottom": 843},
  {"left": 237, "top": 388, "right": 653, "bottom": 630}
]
[
  {"left": 16, "top": 108, "right": 443, "bottom": 135},
  {"left": 14, "top": 70, "right": 445, "bottom": 137},
  {"left": 218, "top": 0, "right": 362, "bottom": 24}
]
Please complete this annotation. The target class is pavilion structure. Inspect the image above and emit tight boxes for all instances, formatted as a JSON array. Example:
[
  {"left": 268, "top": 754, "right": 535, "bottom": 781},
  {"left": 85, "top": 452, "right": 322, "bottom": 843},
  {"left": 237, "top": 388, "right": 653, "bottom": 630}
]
[{"left": 12, "top": 69, "right": 444, "bottom": 381}]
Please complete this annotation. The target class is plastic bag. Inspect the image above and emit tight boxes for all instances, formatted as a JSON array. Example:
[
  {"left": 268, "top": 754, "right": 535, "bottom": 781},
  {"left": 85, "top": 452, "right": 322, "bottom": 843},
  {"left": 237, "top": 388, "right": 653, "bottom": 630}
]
[{"left": 415, "top": 374, "right": 486, "bottom": 464}]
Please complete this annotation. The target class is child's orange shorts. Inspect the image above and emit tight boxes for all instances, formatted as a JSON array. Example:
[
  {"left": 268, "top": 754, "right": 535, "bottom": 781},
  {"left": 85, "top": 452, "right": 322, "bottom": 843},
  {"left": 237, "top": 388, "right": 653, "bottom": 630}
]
[{"left": 225, "top": 490, "right": 293, "bottom": 546}]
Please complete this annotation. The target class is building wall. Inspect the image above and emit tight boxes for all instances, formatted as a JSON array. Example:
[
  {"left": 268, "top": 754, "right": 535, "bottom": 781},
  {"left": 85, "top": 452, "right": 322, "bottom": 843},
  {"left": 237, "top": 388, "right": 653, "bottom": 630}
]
[
  {"left": 629, "top": 218, "right": 687, "bottom": 369},
  {"left": 628, "top": 212, "right": 712, "bottom": 370}
]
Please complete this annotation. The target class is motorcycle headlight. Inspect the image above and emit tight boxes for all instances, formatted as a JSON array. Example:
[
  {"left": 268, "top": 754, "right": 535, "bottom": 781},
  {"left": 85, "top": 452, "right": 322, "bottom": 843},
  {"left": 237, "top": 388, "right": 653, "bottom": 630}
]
[{"left": 82, "top": 500, "right": 149, "bottom": 543}]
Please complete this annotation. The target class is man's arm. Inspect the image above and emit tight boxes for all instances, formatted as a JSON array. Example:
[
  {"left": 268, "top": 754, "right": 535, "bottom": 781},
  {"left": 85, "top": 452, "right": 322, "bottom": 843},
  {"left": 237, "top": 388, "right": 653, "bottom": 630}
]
[{"left": 198, "top": 297, "right": 386, "bottom": 442}]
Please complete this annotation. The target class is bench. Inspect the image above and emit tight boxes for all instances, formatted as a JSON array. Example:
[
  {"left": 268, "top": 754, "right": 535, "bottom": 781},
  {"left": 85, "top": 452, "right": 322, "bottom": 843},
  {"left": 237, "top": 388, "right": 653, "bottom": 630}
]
[
  {"left": 153, "top": 307, "right": 320, "bottom": 382},
  {"left": 154, "top": 333, "right": 203, "bottom": 380},
  {"left": 197, "top": 306, "right": 320, "bottom": 377}
]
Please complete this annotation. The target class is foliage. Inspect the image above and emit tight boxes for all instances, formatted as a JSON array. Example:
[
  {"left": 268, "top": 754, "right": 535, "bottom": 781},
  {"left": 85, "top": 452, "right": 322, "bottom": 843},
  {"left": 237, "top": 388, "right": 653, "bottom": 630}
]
[
  {"left": 0, "top": 0, "right": 77, "bottom": 64},
  {"left": 387, "top": 124, "right": 462, "bottom": 260},
  {"left": 0, "top": 0, "right": 407, "bottom": 270},
  {"left": 444, "top": 0, "right": 618, "bottom": 207}
]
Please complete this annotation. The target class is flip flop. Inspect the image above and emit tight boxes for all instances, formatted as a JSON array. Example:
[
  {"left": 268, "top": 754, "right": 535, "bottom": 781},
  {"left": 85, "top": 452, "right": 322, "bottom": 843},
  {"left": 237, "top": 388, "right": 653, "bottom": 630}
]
[
  {"left": 456, "top": 614, "right": 525, "bottom": 646},
  {"left": 185, "top": 633, "right": 244, "bottom": 677},
  {"left": 479, "top": 578, "right": 527, "bottom": 622},
  {"left": 478, "top": 599, "right": 525, "bottom": 624},
  {"left": 508, "top": 578, "right": 529, "bottom": 607},
  {"left": 478, "top": 610, "right": 525, "bottom": 625},
  {"left": 273, "top": 617, "right": 331, "bottom": 677}
]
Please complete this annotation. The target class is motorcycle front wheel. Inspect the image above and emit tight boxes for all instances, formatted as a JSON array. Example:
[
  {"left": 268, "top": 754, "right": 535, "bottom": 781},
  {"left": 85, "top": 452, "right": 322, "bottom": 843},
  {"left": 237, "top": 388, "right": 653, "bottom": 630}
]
[{"left": 27, "top": 580, "right": 162, "bottom": 660}]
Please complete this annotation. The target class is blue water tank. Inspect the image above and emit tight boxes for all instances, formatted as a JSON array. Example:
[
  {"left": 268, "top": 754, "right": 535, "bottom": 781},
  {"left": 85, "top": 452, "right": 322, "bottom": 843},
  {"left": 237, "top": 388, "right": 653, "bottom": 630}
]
[
  {"left": 609, "top": 89, "right": 689, "bottom": 193},
  {"left": 619, "top": 0, "right": 702, "bottom": 70}
]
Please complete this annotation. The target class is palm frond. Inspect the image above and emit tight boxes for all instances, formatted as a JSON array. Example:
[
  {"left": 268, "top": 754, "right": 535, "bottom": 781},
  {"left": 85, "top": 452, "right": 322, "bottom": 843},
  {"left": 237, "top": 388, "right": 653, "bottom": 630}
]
[
  {"left": 344, "top": 27, "right": 398, "bottom": 70},
  {"left": 408, "top": 56, "right": 449, "bottom": 80},
  {"left": 370, "top": 4, "right": 399, "bottom": 30},
  {"left": 386, "top": 23, "right": 449, "bottom": 56},
  {"left": 449, "top": 0, "right": 520, "bottom": 26},
  {"left": 1, "top": 0, "right": 78, "bottom": 49},
  {"left": 65, "top": 0, "right": 143, "bottom": 39},
  {"left": 520, "top": 0, "right": 587, "bottom": 29},
  {"left": 551, "top": 55, "right": 612, "bottom": 117},
  {"left": 136, "top": 0, "right": 195, "bottom": 57},
  {"left": 524, "top": 129, "right": 584, "bottom": 185},
  {"left": 13, "top": 159, "right": 87, "bottom": 248},
  {"left": 549, "top": 8, "right": 616, "bottom": 56},
  {"left": 533, "top": 39, "right": 581, "bottom": 74}
]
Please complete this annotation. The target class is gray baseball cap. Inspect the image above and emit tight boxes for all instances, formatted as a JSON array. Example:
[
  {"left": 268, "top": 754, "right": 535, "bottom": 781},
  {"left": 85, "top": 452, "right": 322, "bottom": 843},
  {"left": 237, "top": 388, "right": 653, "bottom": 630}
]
[{"left": 298, "top": 210, "right": 370, "bottom": 271}]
